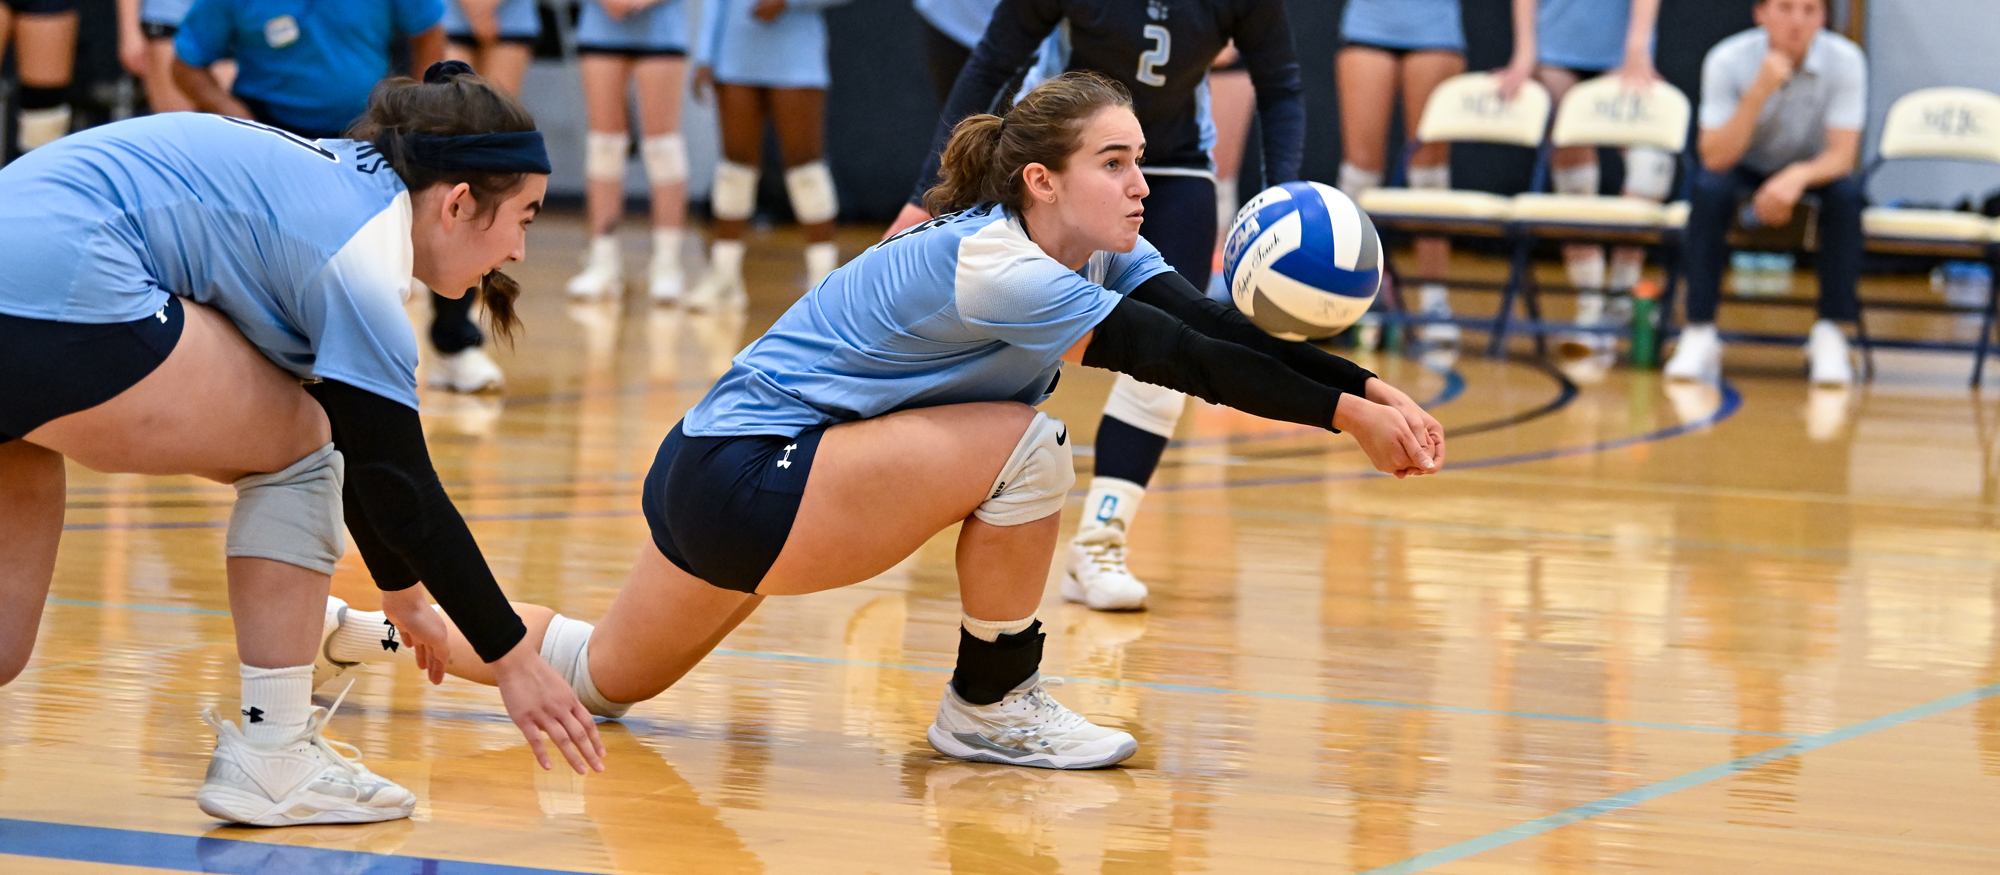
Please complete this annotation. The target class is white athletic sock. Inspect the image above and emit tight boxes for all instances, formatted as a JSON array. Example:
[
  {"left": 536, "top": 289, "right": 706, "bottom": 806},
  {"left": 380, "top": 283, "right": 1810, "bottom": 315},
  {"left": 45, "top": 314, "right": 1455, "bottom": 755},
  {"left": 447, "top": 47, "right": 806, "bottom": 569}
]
[
  {"left": 651, "top": 226, "right": 685, "bottom": 260},
  {"left": 709, "top": 239, "right": 746, "bottom": 279},
  {"left": 326, "top": 609, "right": 403, "bottom": 665},
  {"left": 1609, "top": 248, "right": 1645, "bottom": 292},
  {"left": 804, "top": 241, "right": 839, "bottom": 284},
  {"left": 962, "top": 612, "right": 1036, "bottom": 643},
  {"left": 1215, "top": 177, "right": 1240, "bottom": 233},
  {"left": 1565, "top": 246, "right": 1607, "bottom": 295},
  {"left": 239, "top": 664, "right": 314, "bottom": 745},
  {"left": 1336, "top": 162, "right": 1382, "bottom": 198},
  {"left": 1076, "top": 476, "right": 1145, "bottom": 538},
  {"left": 1405, "top": 163, "right": 1450, "bottom": 191}
]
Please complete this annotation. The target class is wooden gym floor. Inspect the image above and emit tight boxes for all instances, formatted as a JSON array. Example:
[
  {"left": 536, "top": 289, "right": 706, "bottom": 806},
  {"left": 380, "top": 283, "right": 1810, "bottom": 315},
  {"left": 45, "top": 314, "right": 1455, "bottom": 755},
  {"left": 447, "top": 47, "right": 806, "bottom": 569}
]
[{"left": 6, "top": 215, "right": 2000, "bottom": 874}]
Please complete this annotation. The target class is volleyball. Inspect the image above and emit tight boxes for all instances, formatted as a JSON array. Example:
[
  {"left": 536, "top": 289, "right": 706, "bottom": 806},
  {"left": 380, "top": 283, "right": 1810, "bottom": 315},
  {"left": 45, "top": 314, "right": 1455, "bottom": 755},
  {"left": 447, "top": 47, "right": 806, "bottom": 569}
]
[{"left": 1221, "top": 181, "right": 1382, "bottom": 341}]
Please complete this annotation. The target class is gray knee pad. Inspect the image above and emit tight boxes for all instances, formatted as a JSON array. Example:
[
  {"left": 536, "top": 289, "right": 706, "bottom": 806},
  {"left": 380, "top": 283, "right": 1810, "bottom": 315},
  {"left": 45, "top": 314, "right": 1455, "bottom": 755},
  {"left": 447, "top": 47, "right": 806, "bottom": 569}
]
[
  {"left": 227, "top": 442, "right": 345, "bottom": 576},
  {"left": 975, "top": 412, "right": 1075, "bottom": 527}
]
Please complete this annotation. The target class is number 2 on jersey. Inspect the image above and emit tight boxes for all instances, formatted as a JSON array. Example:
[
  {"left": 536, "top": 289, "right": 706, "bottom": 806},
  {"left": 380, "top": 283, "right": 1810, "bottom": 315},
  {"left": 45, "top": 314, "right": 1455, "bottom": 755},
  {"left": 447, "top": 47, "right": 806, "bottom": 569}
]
[{"left": 1137, "top": 25, "right": 1170, "bottom": 87}]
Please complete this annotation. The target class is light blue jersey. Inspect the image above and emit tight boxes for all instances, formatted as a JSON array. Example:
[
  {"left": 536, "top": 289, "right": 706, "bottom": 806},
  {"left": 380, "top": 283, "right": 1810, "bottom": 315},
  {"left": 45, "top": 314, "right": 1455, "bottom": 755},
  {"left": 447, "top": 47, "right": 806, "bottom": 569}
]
[
  {"left": 441, "top": 0, "right": 541, "bottom": 40},
  {"left": 1539, "top": 0, "right": 1631, "bottom": 72},
  {"left": 912, "top": 0, "right": 999, "bottom": 50},
  {"left": 575, "top": 0, "right": 688, "bottom": 53},
  {"left": 142, "top": 0, "right": 195, "bottom": 28},
  {"left": 0, "top": 114, "right": 423, "bottom": 409},
  {"left": 685, "top": 203, "right": 1171, "bottom": 438},
  {"left": 176, "top": 0, "right": 446, "bottom": 136},
  {"left": 1340, "top": 0, "right": 1464, "bottom": 53},
  {"left": 694, "top": 0, "right": 851, "bottom": 89}
]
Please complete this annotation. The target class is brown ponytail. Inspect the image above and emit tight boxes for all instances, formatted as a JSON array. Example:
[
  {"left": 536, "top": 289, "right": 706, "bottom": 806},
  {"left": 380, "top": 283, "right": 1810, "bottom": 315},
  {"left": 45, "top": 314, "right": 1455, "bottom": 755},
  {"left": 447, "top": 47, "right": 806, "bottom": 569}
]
[
  {"left": 924, "top": 71, "right": 1134, "bottom": 216},
  {"left": 346, "top": 68, "right": 537, "bottom": 344}
]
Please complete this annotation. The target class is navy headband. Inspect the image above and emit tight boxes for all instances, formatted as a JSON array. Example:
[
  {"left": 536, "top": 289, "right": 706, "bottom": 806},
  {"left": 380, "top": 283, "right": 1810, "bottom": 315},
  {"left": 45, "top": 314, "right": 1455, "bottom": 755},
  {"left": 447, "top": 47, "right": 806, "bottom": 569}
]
[{"left": 399, "top": 61, "right": 552, "bottom": 174}]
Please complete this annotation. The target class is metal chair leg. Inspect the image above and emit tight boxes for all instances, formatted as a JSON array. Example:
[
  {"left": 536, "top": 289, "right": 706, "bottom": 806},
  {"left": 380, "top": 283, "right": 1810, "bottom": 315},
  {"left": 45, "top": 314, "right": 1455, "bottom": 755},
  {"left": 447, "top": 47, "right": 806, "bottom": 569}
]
[
  {"left": 1976, "top": 253, "right": 1999, "bottom": 388},
  {"left": 1487, "top": 236, "right": 1534, "bottom": 358}
]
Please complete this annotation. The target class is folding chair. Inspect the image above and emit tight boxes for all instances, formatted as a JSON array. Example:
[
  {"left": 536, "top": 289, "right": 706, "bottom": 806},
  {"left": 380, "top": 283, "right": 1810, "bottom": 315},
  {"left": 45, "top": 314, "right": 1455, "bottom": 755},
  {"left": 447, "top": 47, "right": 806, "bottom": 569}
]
[
  {"left": 1858, "top": 87, "right": 2000, "bottom": 385},
  {"left": 1355, "top": 73, "right": 1552, "bottom": 351},
  {"left": 1503, "top": 75, "right": 1692, "bottom": 356}
]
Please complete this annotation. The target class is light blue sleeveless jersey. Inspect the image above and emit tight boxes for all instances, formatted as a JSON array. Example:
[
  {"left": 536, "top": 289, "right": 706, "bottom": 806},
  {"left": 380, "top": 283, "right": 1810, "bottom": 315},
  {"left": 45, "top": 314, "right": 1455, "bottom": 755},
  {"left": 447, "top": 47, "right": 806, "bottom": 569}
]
[
  {"left": 1340, "top": 0, "right": 1464, "bottom": 53},
  {"left": 0, "top": 113, "right": 424, "bottom": 409},
  {"left": 442, "top": 0, "right": 542, "bottom": 39},
  {"left": 1538, "top": 0, "right": 1631, "bottom": 72},
  {"left": 912, "top": 0, "right": 1000, "bottom": 49},
  {"left": 575, "top": 0, "right": 688, "bottom": 52},
  {"left": 694, "top": 0, "right": 852, "bottom": 89},
  {"left": 684, "top": 203, "right": 1171, "bottom": 438}
]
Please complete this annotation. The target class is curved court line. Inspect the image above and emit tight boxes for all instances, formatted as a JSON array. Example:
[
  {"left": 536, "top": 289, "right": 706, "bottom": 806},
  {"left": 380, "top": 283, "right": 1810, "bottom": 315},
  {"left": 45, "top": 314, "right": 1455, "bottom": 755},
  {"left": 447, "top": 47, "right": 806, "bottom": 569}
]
[
  {"left": 1153, "top": 380, "right": 1741, "bottom": 494},
  {"left": 1142, "top": 360, "right": 1469, "bottom": 454},
  {"left": 0, "top": 818, "right": 597, "bottom": 875},
  {"left": 1356, "top": 680, "right": 2000, "bottom": 875}
]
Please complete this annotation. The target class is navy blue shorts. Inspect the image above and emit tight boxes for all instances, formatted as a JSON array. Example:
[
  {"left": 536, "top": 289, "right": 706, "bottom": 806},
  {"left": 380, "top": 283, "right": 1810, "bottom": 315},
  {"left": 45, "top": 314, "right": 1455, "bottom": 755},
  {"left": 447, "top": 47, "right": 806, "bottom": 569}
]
[
  {"left": 1139, "top": 172, "right": 1217, "bottom": 290},
  {"left": 641, "top": 420, "right": 829, "bottom": 593},
  {"left": 0, "top": 296, "right": 184, "bottom": 443}
]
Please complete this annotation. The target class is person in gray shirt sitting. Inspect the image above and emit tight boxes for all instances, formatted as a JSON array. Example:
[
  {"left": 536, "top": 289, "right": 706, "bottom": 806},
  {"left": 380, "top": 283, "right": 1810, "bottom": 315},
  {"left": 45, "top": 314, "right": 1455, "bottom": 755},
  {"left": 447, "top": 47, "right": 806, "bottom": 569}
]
[{"left": 1666, "top": 0, "right": 1865, "bottom": 386}]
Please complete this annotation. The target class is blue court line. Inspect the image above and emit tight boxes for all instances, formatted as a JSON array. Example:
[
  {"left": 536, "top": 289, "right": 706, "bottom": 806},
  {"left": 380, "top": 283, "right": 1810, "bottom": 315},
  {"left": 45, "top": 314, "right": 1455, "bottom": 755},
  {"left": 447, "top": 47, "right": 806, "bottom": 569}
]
[
  {"left": 43, "top": 597, "right": 230, "bottom": 616},
  {"left": 708, "top": 647, "right": 1797, "bottom": 739},
  {"left": 0, "top": 818, "right": 605, "bottom": 875},
  {"left": 1354, "top": 680, "right": 2000, "bottom": 875}
]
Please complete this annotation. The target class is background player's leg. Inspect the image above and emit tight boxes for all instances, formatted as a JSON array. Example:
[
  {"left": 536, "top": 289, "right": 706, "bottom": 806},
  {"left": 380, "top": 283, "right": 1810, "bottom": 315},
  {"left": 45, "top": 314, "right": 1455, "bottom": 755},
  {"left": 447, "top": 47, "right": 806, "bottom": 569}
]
[
  {"left": 1403, "top": 49, "right": 1466, "bottom": 343},
  {"left": 634, "top": 55, "right": 690, "bottom": 302},
  {"left": 1207, "top": 65, "right": 1255, "bottom": 263},
  {"left": 13, "top": 11, "right": 77, "bottom": 152},
  {"left": 687, "top": 83, "right": 765, "bottom": 309},
  {"left": 472, "top": 41, "right": 532, "bottom": 96},
  {"left": 568, "top": 53, "right": 635, "bottom": 300},
  {"left": 1334, "top": 46, "right": 1398, "bottom": 199},
  {"left": 1068, "top": 175, "right": 1215, "bottom": 612},
  {"left": 1534, "top": 66, "right": 1613, "bottom": 355},
  {"left": 143, "top": 37, "right": 198, "bottom": 113},
  {"left": 0, "top": 440, "right": 63, "bottom": 686},
  {"left": 770, "top": 87, "right": 838, "bottom": 286}
]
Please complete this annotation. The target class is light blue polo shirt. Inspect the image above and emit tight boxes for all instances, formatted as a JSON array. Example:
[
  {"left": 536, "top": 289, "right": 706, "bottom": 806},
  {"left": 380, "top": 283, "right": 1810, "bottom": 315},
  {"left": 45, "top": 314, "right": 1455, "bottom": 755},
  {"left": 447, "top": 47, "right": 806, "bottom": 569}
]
[{"left": 1700, "top": 28, "right": 1868, "bottom": 175}]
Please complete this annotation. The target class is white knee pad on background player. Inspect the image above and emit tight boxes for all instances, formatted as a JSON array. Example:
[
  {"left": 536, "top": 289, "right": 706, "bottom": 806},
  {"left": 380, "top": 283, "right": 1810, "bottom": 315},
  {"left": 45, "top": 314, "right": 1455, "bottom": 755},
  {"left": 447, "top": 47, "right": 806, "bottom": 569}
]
[
  {"left": 642, "top": 133, "right": 688, "bottom": 186},
  {"left": 976, "top": 412, "right": 1074, "bottom": 527},
  {"left": 585, "top": 131, "right": 627, "bottom": 184},
  {"left": 711, "top": 160, "right": 759, "bottom": 221},
  {"left": 1101, "top": 375, "right": 1187, "bottom": 439},
  {"left": 1622, "top": 146, "right": 1675, "bottom": 201},
  {"left": 541, "top": 614, "right": 631, "bottom": 719},
  {"left": 1406, "top": 163, "right": 1450, "bottom": 190},
  {"left": 18, "top": 106, "right": 70, "bottom": 151},
  {"left": 1553, "top": 162, "right": 1601, "bottom": 196},
  {"left": 783, "top": 161, "right": 839, "bottom": 225},
  {"left": 227, "top": 443, "right": 345, "bottom": 576}
]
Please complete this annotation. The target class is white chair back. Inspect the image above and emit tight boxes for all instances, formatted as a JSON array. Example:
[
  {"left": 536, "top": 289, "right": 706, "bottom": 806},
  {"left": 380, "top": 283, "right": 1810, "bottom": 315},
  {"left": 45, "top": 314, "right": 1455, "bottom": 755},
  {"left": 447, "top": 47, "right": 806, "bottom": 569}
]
[
  {"left": 1548, "top": 76, "right": 1691, "bottom": 152},
  {"left": 1878, "top": 87, "right": 2000, "bottom": 164},
  {"left": 1415, "top": 73, "right": 1552, "bottom": 148}
]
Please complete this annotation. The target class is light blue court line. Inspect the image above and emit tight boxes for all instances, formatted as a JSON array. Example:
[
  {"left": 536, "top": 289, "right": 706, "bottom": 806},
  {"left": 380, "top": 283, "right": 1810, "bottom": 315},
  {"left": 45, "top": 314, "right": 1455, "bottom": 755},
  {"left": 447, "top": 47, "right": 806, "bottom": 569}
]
[
  {"left": 44, "top": 597, "right": 230, "bottom": 616},
  {"left": 709, "top": 648, "right": 1798, "bottom": 739},
  {"left": 0, "top": 817, "right": 604, "bottom": 875},
  {"left": 1355, "top": 680, "right": 2000, "bottom": 875}
]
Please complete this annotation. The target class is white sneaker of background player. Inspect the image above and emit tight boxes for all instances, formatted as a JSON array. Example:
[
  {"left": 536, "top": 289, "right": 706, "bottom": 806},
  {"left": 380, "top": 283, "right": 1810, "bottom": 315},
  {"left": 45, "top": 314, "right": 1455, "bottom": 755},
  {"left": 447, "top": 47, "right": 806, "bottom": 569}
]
[
  {"left": 1663, "top": 323, "right": 1722, "bottom": 383},
  {"left": 567, "top": 236, "right": 623, "bottom": 300},
  {"left": 1807, "top": 320, "right": 1853, "bottom": 386},
  {"left": 649, "top": 229, "right": 685, "bottom": 304},
  {"left": 1415, "top": 284, "right": 1459, "bottom": 344},
  {"left": 196, "top": 689, "right": 415, "bottom": 826},
  {"left": 1559, "top": 292, "right": 1615, "bottom": 356},
  {"left": 927, "top": 673, "right": 1137, "bottom": 770},
  {"left": 1063, "top": 526, "right": 1148, "bottom": 611},
  {"left": 427, "top": 347, "right": 504, "bottom": 393},
  {"left": 682, "top": 265, "right": 744, "bottom": 313}
]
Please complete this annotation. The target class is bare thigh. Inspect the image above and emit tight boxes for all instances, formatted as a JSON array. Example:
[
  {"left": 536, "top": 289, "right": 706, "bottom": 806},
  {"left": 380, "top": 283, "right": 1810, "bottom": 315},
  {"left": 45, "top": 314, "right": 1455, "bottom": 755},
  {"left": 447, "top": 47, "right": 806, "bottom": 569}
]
[
  {"left": 714, "top": 83, "right": 767, "bottom": 166},
  {"left": 766, "top": 88, "right": 825, "bottom": 166},
  {"left": 144, "top": 39, "right": 196, "bottom": 113},
  {"left": 23, "top": 300, "right": 329, "bottom": 483},
  {"left": 13, "top": 12, "right": 76, "bottom": 88},
  {"left": 474, "top": 42, "right": 532, "bottom": 96},
  {"left": 759, "top": 402, "right": 1037, "bottom": 595},
  {"left": 1402, "top": 50, "right": 1465, "bottom": 168},
  {"left": 581, "top": 54, "right": 634, "bottom": 133},
  {"left": 632, "top": 56, "right": 687, "bottom": 137},
  {"left": 1336, "top": 46, "right": 1401, "bottom": 173}
]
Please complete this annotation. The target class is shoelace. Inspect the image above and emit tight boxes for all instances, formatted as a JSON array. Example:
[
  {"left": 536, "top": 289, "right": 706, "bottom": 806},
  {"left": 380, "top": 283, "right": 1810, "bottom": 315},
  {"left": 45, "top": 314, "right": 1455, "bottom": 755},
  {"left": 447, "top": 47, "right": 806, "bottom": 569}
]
[
  {"left": 1009, "top": 681, "right": 1089, "bottom": 734},
  {"left": 1075, "top": 531, "right": 1128, "bottom": 574},
  {"left": 299, "top": 681, "right": 369, "bottom": 777}
]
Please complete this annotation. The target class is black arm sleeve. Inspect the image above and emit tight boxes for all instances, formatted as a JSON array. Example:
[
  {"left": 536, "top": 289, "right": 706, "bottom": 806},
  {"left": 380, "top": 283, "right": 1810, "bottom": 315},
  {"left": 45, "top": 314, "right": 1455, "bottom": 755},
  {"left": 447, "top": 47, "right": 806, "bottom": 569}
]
[
  {"left": 1081, "top": 296, "right": 1345, "bottom": 431},
  {"left": 909, "top": 0, "right": 1064, "bottom": 206},
  {"left": 1126, "top": 271, "right": 1376, "bottom": 396},
  {"left": 1235, "top": 0, "right": 1306, "bottom": 185},
  {"left": 307, "top": 380, "right": 527, "bottom": 664}
]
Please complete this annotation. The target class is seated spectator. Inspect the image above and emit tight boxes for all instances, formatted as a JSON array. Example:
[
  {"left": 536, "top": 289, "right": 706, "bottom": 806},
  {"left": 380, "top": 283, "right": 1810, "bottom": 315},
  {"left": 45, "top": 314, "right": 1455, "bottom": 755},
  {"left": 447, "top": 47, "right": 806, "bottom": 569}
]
[{"left": 1666, "top": 0, "right": 1865, "bottom": 386}]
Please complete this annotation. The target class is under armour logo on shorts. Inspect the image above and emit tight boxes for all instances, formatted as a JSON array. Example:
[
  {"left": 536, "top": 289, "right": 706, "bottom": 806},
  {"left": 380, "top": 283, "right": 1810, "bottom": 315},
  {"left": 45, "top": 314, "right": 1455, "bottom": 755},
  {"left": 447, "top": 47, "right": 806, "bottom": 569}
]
[
  {"left": 777, "top": 443, "right": 798, "bottom": 468},
  {"left": 155, "top": 307, "right": 168, "bottom": 324}
]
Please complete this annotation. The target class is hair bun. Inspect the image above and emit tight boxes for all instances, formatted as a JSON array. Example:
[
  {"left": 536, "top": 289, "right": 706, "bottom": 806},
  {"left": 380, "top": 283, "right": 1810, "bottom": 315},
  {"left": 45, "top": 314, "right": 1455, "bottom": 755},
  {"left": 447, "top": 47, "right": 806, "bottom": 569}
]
[{"left": 423, "top": 60, "right": 476, "bottom": 84}]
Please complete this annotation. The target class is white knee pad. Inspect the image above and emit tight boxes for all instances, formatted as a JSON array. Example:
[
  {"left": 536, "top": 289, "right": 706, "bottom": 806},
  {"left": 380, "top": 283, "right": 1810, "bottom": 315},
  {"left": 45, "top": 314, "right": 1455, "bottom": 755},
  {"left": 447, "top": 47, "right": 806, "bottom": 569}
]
[
  {"left": 711, "top": 160, "right": 759, "bottom": 221},
  {"left": 1336, "top": 162, "right": 1382, "bottom": 198},
  {"left": 642, "top": 133, "right": 688, "bottom": 186},
  {"left": 1622, "top": 146, "right": 1675, "bottom": 201},
  {"left": 18, "top": 105, "right": 69, "bottom": 151},
  {"left": 585, "top": 131, "right": 628, "bottom": 184},
  {"left": 783, "top": 161, "right": 839, "bottom": 225},
  {"left": 976, "top": 412, "right": 1075, "bottom": 527},
  {"left": 1554, "top": 162, "right": 1601, "bottom": 196},
  {"left": 541, "top": 614, "right": 632, "bottom": 719},
  {"left": 1101, "top": 375, "right": 1187, "bottom": 438},
  {"left": 227, "top": 443, "right": 346, "bottom": 576},
  {"left": 1406, "top": 163, "right": 1450, "bottom": 190}
]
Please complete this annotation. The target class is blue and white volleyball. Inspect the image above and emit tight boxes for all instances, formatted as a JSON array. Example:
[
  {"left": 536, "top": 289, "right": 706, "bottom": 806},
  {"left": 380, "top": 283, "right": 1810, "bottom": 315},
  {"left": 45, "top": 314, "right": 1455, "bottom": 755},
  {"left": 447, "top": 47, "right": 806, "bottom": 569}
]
[{"left": 1221, "top": 181, "right": 1382, "bottom": 341}]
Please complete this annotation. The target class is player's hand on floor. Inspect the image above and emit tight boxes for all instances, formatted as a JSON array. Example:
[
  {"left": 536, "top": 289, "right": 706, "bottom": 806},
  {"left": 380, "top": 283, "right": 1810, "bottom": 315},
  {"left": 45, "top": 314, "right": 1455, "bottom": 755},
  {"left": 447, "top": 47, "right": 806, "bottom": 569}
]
[
  {"left": 491, "top": 642, "right": 608, "bottom": 774},
  {"left": 1335, "top": 397, "right": 1435, "bottom": 478},
  {"left": 381, "top": 587, "right": 452, "bottom": 685}
]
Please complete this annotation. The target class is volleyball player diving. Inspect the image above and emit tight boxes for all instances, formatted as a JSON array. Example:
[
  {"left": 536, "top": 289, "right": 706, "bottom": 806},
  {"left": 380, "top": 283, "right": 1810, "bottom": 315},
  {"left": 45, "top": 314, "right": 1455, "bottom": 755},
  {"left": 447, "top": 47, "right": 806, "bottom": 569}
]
[
  {"left": 0, "top": 62, "right": 602, "bottom": 827},
  {"left": 332, "top": 73, "right": 1444, "bottom": 771},
  {"left": 885, "top": 0, "right": 1328, "bottom": 612}
]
